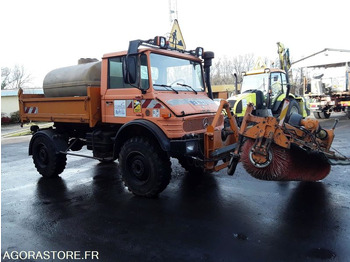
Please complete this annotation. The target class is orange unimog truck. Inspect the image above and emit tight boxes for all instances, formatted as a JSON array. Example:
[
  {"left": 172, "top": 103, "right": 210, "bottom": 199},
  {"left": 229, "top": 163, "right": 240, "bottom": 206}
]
[{"left": 19, "top": 36, "right": 238, "bottom": 197}]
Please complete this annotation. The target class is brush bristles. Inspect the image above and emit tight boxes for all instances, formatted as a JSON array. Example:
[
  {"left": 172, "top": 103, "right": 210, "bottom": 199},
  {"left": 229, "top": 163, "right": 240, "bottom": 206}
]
[{"left": 241, "top": 139, "right": 331, "bottom": 181}]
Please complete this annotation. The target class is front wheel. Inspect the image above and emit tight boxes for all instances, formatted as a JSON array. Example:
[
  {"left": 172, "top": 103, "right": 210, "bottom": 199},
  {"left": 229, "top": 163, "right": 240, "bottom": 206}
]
[{"left": 119, "top": 137, "right": 171, "bottom": 197}]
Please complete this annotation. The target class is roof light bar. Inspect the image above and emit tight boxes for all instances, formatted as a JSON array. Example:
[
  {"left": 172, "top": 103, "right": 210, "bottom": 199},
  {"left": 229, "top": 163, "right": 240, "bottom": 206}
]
[{"left": 127, "top": 36, "right": 205, "bottom": 58}]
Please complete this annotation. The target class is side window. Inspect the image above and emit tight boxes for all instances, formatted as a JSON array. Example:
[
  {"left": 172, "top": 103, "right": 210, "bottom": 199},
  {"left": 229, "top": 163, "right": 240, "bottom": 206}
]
[
  {"left": 108, "top": 54, "right": 149, "bottom": 90},
  {"left": 108, "top": 56, "right": 131, "bottom": 89},
  {"left": 270, "top": 72, "right": 283, "bottom": 96},
  {"left": 140, "top": 54, "right": 149, "bottom": 90},
  {"left": 281, "top": 73, "right": 287, "bottom": 90}
]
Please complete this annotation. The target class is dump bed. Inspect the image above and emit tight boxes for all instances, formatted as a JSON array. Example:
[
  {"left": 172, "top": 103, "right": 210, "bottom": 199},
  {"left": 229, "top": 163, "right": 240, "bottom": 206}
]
[{"left": 18, "top": 87, "right": 101, "bottom": 127}]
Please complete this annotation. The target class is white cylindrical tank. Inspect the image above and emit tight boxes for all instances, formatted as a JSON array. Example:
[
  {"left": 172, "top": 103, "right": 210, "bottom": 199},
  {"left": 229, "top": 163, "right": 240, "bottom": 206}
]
[{"left": 43, "top": 60, "right": 101, "bottom": 97}]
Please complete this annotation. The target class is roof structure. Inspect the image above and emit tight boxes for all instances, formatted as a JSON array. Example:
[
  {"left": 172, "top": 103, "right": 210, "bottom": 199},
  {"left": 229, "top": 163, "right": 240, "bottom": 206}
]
[{"left": 292, "top": 48, "right": 350, "bottom": 69}]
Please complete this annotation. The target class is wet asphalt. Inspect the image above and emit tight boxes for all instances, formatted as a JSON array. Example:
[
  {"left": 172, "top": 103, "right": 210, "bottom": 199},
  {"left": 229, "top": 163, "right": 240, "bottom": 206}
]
[{"left": 1, "top": 114, "right": 350, "bottom": 262}]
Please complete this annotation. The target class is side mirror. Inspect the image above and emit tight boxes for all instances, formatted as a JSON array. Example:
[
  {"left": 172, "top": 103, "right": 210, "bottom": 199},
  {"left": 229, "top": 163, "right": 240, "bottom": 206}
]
[{"left": 123, "top": 55, "right": 139, "bottom": 85}]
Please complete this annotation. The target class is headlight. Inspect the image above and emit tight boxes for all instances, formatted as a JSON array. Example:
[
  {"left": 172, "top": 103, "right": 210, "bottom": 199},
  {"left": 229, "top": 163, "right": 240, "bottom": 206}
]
[
  {"left": 160, "top": 37, "right": 166, "bottom": 48},
  {"left": 154, "top": 36, "right": 167, "bottom": 48},
  {"left": 186, "top": 141, "right": 196, "bottom": 153},
  {"left": 195, "top": 47, "right": 204, "bottom": 58}
]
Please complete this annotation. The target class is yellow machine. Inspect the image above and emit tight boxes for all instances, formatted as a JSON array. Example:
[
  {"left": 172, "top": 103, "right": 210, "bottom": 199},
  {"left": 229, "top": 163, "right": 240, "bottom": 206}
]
[
  {"left": 228, "top": 43, "right": 309, "bottom": 124},
  {"left": 228, "top": 68, "right": 308, "bottom": 118}
]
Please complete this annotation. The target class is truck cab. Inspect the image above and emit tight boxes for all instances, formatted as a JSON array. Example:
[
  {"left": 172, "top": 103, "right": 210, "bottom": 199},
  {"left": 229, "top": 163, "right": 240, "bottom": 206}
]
[
  {"left": 98, "top": 39, "right": 225, "bottom": 160},
  {"left": 101, "top": 47, "right": 218, "bottom": 130}
]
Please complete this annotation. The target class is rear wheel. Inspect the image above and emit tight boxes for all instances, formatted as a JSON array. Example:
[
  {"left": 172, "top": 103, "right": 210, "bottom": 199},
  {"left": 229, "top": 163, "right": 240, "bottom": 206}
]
[
  {"left": 313, "top": 110, "right": 330, "bottom": 119},
  {"left": 119, "top": 137, "right": 171, "bottom": 197},
  {"left": 320, "top": 111, "right": 331, "bottom": 119},
  {"left": 313, "top": 111, "right": 321, "bottom": 119},
  {"left": 32, "top": 136, "right": 67, "bottom": 178}
]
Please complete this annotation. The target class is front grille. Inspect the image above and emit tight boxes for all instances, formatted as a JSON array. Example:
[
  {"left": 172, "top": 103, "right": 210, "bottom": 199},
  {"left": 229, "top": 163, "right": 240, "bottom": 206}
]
[{"left": 183, "top": 115, "right": 223, "bottom": 132}]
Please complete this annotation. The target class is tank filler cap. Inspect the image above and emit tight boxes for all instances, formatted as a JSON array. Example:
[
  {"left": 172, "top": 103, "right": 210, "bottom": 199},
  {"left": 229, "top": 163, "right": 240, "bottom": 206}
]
[{"left": 78, "top": 58, "right": 99, "bottom": 64}]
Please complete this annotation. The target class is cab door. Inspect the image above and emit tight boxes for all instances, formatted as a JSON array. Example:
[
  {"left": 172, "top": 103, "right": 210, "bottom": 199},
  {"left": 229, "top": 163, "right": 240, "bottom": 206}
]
[
  {"left": 101, "top": 54, "right": 150, "bottom": 124},
  {"left": 269, "top": 72, "right": 284, "bottom": 112}
]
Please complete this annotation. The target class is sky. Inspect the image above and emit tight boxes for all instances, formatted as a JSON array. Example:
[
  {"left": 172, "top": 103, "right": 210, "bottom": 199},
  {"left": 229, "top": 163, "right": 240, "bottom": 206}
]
[{"left": 1, "top": 0, "right": 348, "bottom": 87}]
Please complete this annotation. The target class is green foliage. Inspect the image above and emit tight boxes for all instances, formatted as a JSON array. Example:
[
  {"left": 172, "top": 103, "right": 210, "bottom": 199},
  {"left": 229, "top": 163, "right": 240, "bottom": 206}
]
[{"left": 10, "top": 111, "right": 20, "bottom": 123}]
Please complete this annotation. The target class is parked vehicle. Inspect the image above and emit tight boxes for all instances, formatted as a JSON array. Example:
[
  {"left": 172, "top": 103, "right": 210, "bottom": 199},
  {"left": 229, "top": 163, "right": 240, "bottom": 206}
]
[
  {"left": 228, "top": 43, "right": 309, "bottom": 124},
  {"left": 19, "top": 36, "right": 236, "bottom": 197},
  {"left": 305, "top": 64, "right": 350, "bottom": 119}
]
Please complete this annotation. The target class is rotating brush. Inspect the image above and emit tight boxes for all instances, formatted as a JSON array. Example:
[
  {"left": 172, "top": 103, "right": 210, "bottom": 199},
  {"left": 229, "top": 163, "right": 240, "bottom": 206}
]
[
  {"left": 241, "top": 139, "right": 331, "bottom": 181},
  {"left": 287, "top": 145, "right": 331, "bottom": 181}
]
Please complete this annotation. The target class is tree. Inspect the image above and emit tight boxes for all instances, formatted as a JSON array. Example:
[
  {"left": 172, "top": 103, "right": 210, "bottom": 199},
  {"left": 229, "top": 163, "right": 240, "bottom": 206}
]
[
  {"left": 232, "top": 53, "right": 256, "bottom": 83},
  {"left": 211, "top": 53, "right": 256, "bottom": 85},
  {"left": 1, "top": 65, "right": 32, "bottom": 89},
  {"left": 211, "top": 56, "right": 235, "bottom": 85},
  {"left": 1, "top": 67, "right": 10, "bottom": 89}
]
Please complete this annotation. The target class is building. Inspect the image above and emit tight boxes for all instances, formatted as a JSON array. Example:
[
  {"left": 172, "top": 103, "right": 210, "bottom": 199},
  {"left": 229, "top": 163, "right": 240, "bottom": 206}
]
[
  {"left": 292, "top": 48, "right": 350, "bottom": 69},
  {"left": 211, "top": 84, "right": 238, "bottom": 99},
  {"left": 1, "top": 88, "right": 43, "bottom": 118}
]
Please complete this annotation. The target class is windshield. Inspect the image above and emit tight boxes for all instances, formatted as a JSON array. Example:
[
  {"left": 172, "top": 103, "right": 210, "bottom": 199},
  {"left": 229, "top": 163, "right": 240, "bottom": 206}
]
[
  {"left": 150, "top": 53, "right": 205, "bottom": 92},
  {"left": 241, "top": 73, "right": 269, "bottom": 94}
]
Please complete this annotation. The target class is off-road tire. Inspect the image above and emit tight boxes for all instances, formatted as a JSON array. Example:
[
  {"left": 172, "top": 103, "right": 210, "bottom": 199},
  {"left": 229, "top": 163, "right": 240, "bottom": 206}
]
[
  {"left": 285, "top": 99, "right": 301, "bottom": 122},
  {"left": 313, "top": 111, "right": 321, "bottom": 119},
  {"left": 32, "top": 136, "right": 67, "bottom": 178},
  {"left": 119, "top": 137, "right": 171, "bottom": 198},
  {"left": 320, "top": 111, "right": 331, "bottom": 119}
]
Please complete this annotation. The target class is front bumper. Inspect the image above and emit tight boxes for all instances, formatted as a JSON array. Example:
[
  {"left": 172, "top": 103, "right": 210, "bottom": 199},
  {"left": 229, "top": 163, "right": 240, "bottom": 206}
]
[{"left": 169, "top": 137, "right": 202, "bottom": 157}]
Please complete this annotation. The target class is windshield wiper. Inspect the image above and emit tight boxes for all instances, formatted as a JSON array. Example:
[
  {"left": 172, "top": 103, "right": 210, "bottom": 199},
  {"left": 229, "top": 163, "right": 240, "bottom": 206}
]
[
  {"left": 176, "top": 83, "right": 197, "bottom": 94},
  {"left": 153, "top": 84, "right": 178, "bottom": 94}
]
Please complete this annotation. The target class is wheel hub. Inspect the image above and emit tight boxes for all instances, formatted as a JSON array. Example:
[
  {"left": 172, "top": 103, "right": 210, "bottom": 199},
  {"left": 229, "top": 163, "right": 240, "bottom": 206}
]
[
  {"left": 38, "top": 145, "right": 49, "bottom": 164},
  {"left": 129, "top": 155, "right": 148, "bottom": 181}
]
